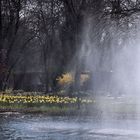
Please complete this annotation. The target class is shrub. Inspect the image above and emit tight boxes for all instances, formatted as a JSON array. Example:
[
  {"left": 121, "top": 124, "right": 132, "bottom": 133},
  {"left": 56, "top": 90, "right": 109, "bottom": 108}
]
[
  {"left": 57, "top": 72, "right": 90, "bottom": 88},
  {"left": 80, "top": 74, "right": 90, "bottom": 86},
  {"left": 57, "top": 73, "right": 74, "bottom": 86}
]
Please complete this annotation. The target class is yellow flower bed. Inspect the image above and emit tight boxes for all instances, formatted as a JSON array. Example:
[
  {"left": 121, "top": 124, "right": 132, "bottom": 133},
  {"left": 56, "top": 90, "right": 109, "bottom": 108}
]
[{"left": 0, "top": 95, "right": 95, "bottom": 104}]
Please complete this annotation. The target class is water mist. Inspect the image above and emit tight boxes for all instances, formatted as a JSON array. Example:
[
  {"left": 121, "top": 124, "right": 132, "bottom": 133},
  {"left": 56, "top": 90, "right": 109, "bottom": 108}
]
[{"left": 75, "top": 15, "right": 140, "bottom": 119}]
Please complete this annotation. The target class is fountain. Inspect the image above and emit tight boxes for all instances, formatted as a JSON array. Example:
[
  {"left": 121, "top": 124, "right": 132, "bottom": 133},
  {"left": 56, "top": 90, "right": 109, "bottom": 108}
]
[
  {"left": 1, "top": 4, "right": 140, "bottom": 140},
  {"left": 75, "top": 14, "right": 140, "bottom": 118}
]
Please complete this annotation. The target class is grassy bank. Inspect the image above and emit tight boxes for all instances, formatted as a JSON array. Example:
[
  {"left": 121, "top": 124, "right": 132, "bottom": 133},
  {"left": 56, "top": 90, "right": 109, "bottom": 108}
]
[
  {"left": 0, "top": 94, "right": 95, "bottom": 115},
  {"left": 0, "top": 94, "right": 139, "bottom": 116}
]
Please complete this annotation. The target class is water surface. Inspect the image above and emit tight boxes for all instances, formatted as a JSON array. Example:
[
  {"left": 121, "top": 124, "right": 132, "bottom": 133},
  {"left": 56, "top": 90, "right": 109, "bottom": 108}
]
[{"left": 0, "top": 113, "right": 140, "bottom": 140}]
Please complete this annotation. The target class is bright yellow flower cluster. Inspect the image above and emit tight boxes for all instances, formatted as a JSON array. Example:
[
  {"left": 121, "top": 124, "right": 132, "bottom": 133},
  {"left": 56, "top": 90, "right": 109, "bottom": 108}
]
[
  {"left": 0, "top": 95, "right": 95, "bottom": 104},
  {"left": 0, "top": 95, "right": 94, "bottom": 104}
]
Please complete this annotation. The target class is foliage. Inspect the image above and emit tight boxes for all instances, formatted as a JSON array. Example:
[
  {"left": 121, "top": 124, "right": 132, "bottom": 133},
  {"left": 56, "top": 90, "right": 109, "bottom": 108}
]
[
  {"left": 57, "top": 73, "right": 74, "bottom": 86},
  {"left": 1, "top": 0, "right": 140, "bottom": 92},
  {"left": 57, "top": 73, "right": 90, "bottom": 88},
  {"left": 4, "top": 89, "right": 13, "bottom": 95}
]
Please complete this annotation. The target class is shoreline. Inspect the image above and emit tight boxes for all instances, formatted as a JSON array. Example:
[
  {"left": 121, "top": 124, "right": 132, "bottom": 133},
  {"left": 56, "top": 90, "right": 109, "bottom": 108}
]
[
  {"left": 0, "top": 108, "right": 139, "bottom": 119},
  {"left": 0, "top": 108, "right": 91, "bottom": 116}
]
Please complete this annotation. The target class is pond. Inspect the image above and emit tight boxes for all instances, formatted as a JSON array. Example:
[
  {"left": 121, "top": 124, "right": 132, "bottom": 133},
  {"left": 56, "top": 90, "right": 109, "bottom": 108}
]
[{"left": 0, "top": 113, "right": 140, "bottom": 140}]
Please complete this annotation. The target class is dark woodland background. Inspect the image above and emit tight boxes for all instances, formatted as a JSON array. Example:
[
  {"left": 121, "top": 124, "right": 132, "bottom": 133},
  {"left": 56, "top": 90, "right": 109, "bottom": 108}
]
[{"left": 0, "top": 0, "right": 140, "bottom": 94}]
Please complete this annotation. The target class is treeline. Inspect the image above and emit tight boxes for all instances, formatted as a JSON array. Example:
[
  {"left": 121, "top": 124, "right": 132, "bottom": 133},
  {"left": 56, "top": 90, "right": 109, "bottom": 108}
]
[{"left": 0, "top": 0, "right": 140, "bottom": 92}]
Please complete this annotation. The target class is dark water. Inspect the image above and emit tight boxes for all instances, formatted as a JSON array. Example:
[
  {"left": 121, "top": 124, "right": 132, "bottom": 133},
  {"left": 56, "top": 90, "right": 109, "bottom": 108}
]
[{"left": 0, "top": 113, "right": 140, "bottom": 140}]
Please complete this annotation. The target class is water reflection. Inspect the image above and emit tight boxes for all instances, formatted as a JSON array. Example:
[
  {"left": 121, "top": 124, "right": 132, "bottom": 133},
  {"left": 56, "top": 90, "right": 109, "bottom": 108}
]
[{"left": 0, "top": 114, "right": 140, "bottom": 140}]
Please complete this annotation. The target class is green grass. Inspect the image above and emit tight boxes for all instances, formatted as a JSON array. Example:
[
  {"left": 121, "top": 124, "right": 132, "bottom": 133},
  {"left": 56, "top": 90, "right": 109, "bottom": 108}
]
[
  {"left": 0, "top": 94, "right": 140, "bottom": 116},
  {"left": 0, "top": 102, "right": 86, "bottom": 115}
]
